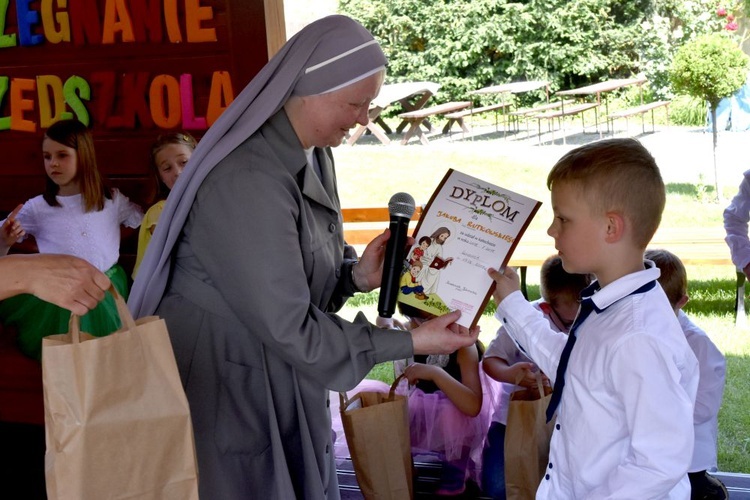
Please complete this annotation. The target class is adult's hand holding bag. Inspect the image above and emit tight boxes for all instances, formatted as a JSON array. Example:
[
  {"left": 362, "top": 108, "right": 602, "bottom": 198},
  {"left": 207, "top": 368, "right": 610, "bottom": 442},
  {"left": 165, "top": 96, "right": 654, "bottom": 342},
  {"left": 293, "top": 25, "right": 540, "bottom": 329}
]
[{"left": 42, "top": 286, "right": 199, "bottom": 500}]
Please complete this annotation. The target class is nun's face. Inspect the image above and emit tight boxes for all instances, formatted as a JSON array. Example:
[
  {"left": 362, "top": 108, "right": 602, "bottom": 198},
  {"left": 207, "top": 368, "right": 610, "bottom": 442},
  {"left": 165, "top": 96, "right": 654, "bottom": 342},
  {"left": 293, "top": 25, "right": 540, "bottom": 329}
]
[{"left": 286, "top": 70, "right": 385, "bottom": 149}]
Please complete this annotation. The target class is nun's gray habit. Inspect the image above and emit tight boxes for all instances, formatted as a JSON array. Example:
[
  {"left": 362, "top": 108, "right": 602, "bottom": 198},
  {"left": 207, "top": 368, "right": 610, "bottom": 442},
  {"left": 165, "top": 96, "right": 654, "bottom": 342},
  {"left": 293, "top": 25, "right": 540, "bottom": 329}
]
[{"left": 128, "top": 15, "right": 413, "bottom": 499}]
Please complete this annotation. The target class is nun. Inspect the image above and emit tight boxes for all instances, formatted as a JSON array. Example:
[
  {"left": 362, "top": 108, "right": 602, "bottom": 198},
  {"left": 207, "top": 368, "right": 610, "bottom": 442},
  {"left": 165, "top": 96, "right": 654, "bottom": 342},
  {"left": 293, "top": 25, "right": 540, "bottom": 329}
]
[{"left": 128, "top": 14, "right": 478, "bottom": 498}]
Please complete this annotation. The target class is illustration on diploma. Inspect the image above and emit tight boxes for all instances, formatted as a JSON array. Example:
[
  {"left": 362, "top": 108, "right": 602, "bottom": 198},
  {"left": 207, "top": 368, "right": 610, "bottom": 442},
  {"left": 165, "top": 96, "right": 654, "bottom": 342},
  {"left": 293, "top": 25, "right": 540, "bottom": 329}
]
[{"left": 399, "top": 225, "right": 454, "bottom": 306}]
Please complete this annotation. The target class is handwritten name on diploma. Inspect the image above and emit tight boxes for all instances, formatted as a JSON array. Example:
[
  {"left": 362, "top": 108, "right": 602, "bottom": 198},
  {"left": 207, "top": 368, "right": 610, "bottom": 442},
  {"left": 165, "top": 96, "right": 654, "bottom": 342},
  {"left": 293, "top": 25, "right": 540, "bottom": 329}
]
[
  {"left": 456, "top": 249, "right": 489, "bottom": 273},
  {"left": 445, "top": 280, "right": 479, "bottom": 296},
  {"left": 437, "top": 210, "right": 462, "bottom": 223}
]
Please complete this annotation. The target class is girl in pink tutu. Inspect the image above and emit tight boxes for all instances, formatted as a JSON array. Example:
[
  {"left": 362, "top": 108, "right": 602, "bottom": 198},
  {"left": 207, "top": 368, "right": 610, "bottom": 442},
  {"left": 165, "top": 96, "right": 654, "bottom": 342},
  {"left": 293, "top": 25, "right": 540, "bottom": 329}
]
[{"left": 381, "top": 303, "right": 494, "bottom": 496}]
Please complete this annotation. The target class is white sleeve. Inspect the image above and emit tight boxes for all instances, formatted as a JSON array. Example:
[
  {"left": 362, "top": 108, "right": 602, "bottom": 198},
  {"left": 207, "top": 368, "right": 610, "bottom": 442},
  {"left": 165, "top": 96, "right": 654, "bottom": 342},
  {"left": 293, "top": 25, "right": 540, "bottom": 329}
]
[
  {"left": 494, "top": 290, "right": 567, "bottom": 384},
  {"left": 484, "top": 326, "right": 522, "bottom": 361},
  {"left": 113, "top": 190, "right": 144, "bottom": 228},
  {"left": 685, "top": 333, "right": 726, "bottom": 425},
  {"left": 723, "top": 170, "right": 750, "bottom": 269}
]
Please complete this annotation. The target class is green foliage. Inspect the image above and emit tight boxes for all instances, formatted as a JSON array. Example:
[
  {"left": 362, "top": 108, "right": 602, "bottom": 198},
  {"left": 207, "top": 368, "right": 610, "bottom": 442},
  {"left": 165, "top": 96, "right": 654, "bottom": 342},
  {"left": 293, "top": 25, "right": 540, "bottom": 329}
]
[
  {"left": 339, "top": 0, "right": 736, "bottom": 102},
  {"left": 669, "top": 32, "right": 750, "bottom": 109},
  {"left": 669, "top": 94, "right": 708, "bottom": 126},
  {"left": 638, "top": 0, "right": 733, "bottom": 97}
]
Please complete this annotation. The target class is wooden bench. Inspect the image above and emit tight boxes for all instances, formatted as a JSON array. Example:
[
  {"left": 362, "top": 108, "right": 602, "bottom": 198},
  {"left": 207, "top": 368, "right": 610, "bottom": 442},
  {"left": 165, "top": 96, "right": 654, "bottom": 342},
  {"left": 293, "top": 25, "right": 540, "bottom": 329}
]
[
  {"left": 608, "top": 100, "right": 671, "bottom": 134},
  {"left": 342, "top": 207, "right": 745, "bottom": 323},
  {"left": 398, "top": 101, "right": 472, "bottom": 145},
  {"left": 507, "top": 99, "right": 577, "bottom": 134},
  {"left": 443, "top": 102, "right": 512, "bottom": 134},
  {"left": 534, "top": 101, "right": 600, "bottom": 144}
]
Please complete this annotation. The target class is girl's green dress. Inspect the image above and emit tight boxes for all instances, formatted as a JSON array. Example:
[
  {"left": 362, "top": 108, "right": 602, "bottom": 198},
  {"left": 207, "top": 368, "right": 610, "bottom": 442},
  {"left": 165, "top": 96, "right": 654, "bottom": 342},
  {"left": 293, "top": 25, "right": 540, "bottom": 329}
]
[{"left": 0, "top": 264, "right": 128, "bottom": 360}]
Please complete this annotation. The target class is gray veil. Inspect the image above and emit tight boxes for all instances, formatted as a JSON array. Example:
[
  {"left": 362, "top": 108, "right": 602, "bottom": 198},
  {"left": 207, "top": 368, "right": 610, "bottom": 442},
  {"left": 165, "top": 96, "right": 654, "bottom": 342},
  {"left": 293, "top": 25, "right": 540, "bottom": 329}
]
[{"left": 128, "top": 15, "right": 386, "bottom": 317}]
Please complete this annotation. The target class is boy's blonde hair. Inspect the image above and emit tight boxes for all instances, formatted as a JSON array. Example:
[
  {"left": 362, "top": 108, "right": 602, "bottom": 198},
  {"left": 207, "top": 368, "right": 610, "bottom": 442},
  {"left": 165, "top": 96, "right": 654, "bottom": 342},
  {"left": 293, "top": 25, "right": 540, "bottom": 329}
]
[
  {"left": 547, "top": 138, "right": 665, "bottom": 248},
  {"left": 644, "top": 248, "right": 687, "bottom": 308}
]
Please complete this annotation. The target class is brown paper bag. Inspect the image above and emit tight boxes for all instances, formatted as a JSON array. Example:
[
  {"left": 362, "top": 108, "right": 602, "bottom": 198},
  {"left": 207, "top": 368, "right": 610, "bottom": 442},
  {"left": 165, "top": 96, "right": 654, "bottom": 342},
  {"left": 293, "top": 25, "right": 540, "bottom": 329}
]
[
  {"left": 339, "top": 374, "right": 413, "bottom": 500},
  {"left": 42, "top": 287, "right": 199, "bottom": 500},
  {"left": 504, "top": 372, "right": 555, "bottom": 500}
]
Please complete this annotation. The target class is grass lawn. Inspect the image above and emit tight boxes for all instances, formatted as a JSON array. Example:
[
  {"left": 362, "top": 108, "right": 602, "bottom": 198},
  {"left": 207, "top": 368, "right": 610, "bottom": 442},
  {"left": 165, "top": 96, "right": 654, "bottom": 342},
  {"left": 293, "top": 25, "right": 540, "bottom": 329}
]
[{"left": 333, "top": 124, "right": 750, "bottom": 473}]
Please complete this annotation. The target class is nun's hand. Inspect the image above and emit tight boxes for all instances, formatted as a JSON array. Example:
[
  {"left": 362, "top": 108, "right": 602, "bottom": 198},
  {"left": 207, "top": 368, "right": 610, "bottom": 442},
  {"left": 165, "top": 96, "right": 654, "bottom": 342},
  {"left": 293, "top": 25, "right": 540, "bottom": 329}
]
[{"left": 353, "top": 228, "right": 414, "bottom": 292}]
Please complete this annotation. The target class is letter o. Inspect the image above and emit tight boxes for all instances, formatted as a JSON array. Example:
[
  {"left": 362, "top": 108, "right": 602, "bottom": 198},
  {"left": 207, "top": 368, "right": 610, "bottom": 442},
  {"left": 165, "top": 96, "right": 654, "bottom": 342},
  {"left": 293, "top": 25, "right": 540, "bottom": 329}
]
[
  {"left": 149, "top": 75, "right": 181, "bottom": 128},
  {"left": 492, "top": 200, "right": 506, "bottom": 213}
]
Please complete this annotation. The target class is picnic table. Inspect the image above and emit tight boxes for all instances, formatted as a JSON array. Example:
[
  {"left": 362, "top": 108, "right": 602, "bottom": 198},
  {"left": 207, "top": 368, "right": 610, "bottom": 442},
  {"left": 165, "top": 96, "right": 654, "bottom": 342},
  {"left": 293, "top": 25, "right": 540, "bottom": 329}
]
[
  {"left": 468, "top": 80, "right": 550, "bottom": 98},
  {"left": 556, "top": 76, "right": 647, "bottom": 133},
  {"left": 346, "top": 81, "right": 440, "bottom": 145},
  {"left": 397, "top": 101, "right": 473, "bottom": 145},
  {"left": 531, "top": 77, "right": 647, "bottom": 144},
  {"left": 468, "top": 80, "right": 550, "bottom": 134}
]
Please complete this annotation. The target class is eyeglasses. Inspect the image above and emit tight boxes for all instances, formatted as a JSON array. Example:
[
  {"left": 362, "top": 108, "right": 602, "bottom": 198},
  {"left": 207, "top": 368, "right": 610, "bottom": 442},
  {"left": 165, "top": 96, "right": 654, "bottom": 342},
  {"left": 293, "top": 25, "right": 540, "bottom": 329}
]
[{"left": 547, "top": 303, "right": 577, "bottom": 333}]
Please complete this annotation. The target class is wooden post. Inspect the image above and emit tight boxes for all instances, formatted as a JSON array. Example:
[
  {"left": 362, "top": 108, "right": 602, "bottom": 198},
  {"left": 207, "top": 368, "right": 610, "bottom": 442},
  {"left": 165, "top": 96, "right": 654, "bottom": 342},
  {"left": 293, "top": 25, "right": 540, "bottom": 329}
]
[{"left": 264, "top": 0, "right": 287, "bottom": 59}]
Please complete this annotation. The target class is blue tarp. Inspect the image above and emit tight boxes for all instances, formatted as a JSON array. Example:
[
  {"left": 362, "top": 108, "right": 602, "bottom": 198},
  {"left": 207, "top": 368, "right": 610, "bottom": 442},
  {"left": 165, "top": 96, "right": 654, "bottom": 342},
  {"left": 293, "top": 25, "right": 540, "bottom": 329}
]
[{"left": 708, "top": 71, "right": 750, "bottom": 131}]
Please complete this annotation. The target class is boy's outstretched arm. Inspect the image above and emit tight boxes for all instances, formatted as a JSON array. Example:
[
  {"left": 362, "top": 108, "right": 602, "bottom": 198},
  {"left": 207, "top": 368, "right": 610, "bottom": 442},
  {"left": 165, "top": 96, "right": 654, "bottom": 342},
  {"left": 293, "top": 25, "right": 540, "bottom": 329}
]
[
  {"left": 487, "top": 266, "right": 567, "bottom": 385},
  {"left": 484, "top": 357, "right": 544, "bottom": 388}
]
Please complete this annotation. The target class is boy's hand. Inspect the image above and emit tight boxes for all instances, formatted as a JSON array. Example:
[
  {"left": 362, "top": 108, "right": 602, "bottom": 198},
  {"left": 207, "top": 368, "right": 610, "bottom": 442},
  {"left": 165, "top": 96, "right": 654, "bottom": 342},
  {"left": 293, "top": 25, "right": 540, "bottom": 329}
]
[
  {"left": 509, "top": 362, "right": 547, "bottom": 388},
  {"left": 488, "top": 266, "right": 521, "bottom": 304}
]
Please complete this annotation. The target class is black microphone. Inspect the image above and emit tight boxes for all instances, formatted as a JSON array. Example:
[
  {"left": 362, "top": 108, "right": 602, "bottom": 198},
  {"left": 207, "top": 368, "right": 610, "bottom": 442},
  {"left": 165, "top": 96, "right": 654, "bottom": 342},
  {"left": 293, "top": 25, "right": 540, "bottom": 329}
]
[{"left": 378, "top": 192, "right": 416, "bottom": 318}]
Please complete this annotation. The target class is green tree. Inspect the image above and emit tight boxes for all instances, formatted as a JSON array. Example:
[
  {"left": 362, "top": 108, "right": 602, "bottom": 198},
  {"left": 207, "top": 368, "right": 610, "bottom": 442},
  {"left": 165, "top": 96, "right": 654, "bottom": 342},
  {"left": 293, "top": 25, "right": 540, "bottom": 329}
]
[
  {"left": 338, "top": 0, "right": 731, "bottom": 103},
  {"left": 670, "top": 32, "right": 749, "bottom": 200}
]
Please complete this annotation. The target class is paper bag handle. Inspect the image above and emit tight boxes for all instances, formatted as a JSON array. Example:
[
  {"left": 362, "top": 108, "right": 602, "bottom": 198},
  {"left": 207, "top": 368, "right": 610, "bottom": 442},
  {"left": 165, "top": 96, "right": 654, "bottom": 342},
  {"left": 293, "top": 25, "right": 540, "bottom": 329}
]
[
  {"left": 512, "top": 369, "right": 548, "bottom": 401},
  {"left": 68, "top": 285, "right": 137, "bottom": 344},
  {"left": 339, "top": 373, "right": 407, "bottom": 411}
]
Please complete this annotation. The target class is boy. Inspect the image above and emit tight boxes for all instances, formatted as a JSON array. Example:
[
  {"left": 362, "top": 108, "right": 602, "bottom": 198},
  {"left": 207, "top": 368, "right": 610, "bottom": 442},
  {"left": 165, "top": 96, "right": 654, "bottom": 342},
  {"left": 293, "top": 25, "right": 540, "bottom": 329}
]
[
  {"left": 488, "top": 138, "right": 699, "bottom": 498},
  {"left": 409, "top": 236, "right": 431, "bottom": 266},
  {"left": 401, "top": 260, "right": 427, "bottom": 300},
  {"left": 482, "top": 254, "right": 591, "bottom": 499},
  {"left": 645, "top": 248, "right": 728, "bottom": 499}
]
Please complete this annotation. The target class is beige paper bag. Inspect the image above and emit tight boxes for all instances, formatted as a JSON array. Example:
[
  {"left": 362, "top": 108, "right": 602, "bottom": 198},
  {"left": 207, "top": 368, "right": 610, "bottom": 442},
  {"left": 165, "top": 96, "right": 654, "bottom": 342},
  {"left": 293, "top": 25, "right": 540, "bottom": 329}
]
[
  {"left": 340, "top": 374, "right": 413, "bottom": 499},
  {"left": 504, "top": 372, "right": 555, "bottom": 500},
  {"left": 42, "top": 287, "right": 199, "bottom": 500}
]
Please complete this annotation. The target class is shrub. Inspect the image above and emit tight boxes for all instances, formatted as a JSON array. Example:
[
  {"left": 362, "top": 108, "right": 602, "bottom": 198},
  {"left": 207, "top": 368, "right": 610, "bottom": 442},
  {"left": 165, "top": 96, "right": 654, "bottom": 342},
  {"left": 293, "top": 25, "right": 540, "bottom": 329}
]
[
  {"left": 669, "top": 32, "right": 749, "bottom": 199},
  {"left": 670, "top": 33, "right": 749, "bottom": 110},
  {"left": 669, "top": 94, "right": 708, "bottom": 126}
]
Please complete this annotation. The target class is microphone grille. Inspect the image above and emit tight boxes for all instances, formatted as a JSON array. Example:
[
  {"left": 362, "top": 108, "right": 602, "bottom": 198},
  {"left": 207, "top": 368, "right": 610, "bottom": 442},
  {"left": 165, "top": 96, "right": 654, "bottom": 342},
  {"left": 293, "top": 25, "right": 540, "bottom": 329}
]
[{"left": 388, "top": 192, "right": 416, "bottom": 218}]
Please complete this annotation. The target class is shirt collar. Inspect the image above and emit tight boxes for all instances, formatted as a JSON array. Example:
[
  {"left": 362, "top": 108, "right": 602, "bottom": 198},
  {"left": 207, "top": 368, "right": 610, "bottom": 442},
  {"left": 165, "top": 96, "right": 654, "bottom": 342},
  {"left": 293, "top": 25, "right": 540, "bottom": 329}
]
[{"left": 584, "top": 260, "right": 660, "bottom": 313}]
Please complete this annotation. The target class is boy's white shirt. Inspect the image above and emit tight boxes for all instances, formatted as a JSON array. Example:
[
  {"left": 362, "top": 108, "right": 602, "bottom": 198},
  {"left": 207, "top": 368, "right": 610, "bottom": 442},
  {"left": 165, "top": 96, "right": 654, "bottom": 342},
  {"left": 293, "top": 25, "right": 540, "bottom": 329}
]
[
  {"left": 496, "top": 263, "right": 699, "bottom": 499},
  {"left": 678, "top": 310, "right": 726, "bottom": 472}
]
